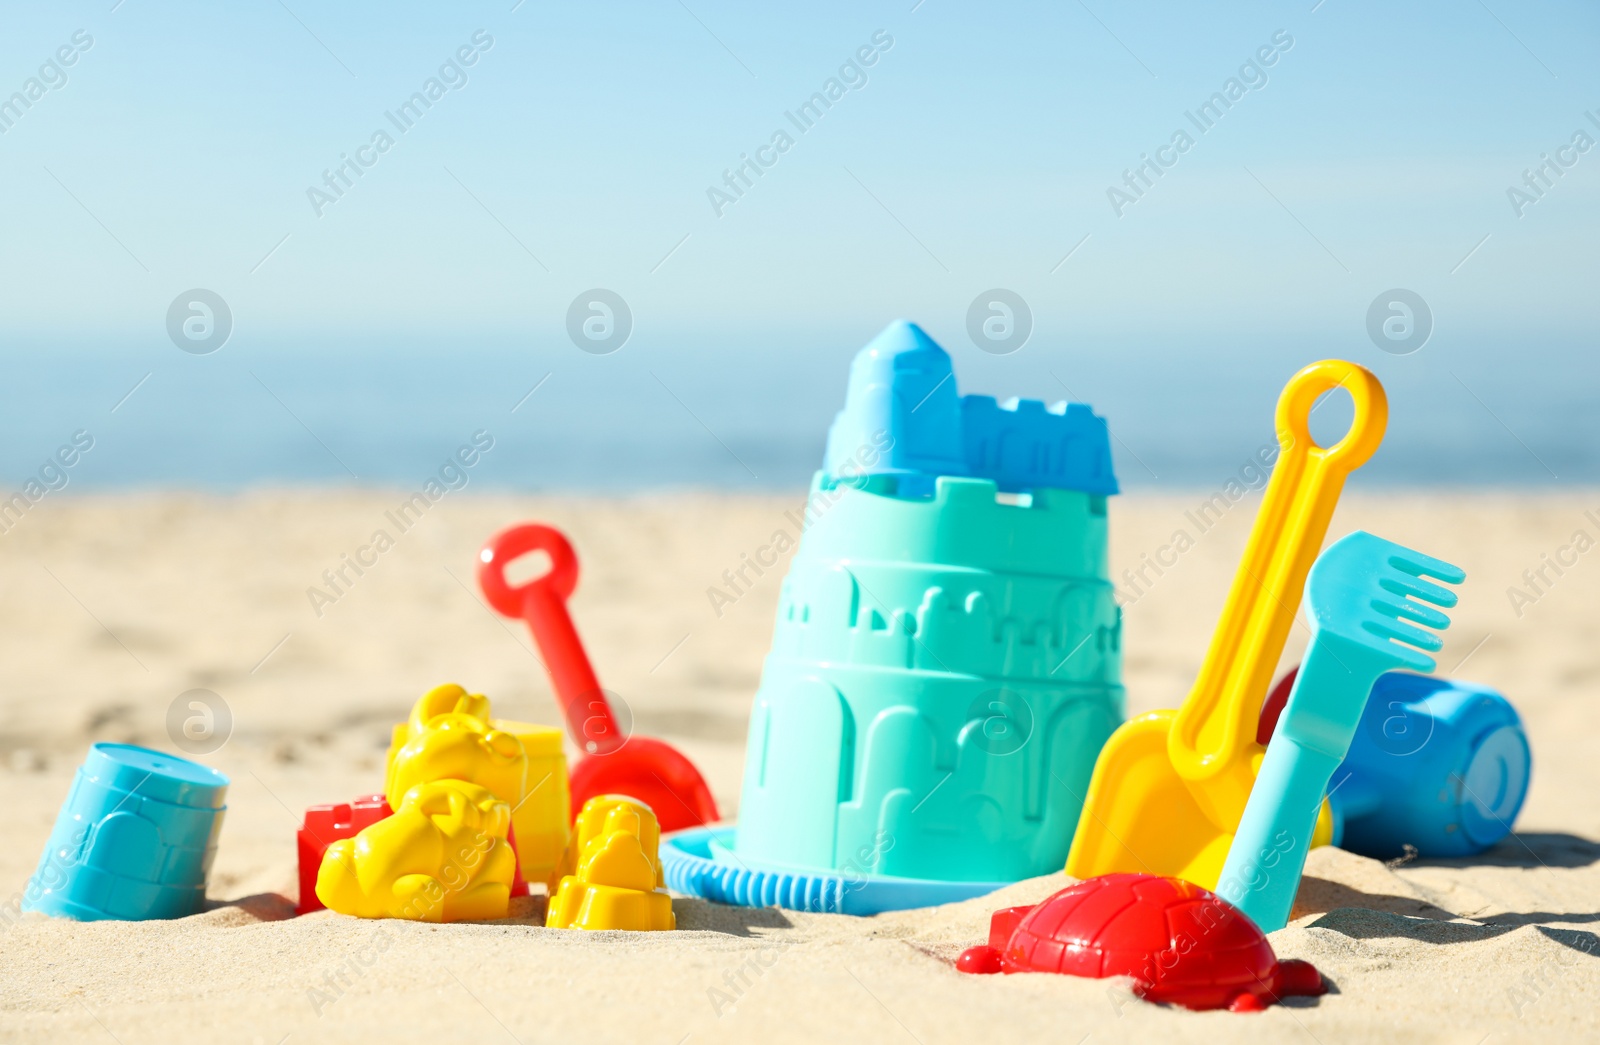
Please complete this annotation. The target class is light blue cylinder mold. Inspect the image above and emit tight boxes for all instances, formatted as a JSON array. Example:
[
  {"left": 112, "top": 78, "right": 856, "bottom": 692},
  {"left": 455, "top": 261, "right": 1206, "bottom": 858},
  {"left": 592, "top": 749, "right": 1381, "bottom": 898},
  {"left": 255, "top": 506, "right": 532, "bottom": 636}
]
[
  {"left": 23, "top": 743, "right": 228, "bottom": 921},
  {"left": 731, "top": 320, "right": 1124, "bottom": 884}
]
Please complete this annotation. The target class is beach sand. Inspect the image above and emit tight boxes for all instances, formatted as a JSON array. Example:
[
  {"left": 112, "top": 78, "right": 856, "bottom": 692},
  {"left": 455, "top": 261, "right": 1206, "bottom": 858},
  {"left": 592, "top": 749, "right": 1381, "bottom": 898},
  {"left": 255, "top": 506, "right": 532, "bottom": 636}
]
[{"left": 1, "top": 490, "right": 1596, "bottom": 1043}]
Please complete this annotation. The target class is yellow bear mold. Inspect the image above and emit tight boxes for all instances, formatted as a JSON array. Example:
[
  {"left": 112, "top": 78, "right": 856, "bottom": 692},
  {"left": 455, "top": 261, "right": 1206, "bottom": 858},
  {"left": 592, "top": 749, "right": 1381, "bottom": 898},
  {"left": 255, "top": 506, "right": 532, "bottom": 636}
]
[
  {"left": 315, "top": 779, "right": 517, "bottom": 922},
  {"left": 386, "top": 683, "right": 570, "bottom": 882},
  {"left": 546, "top": 795, "right": 675, "bottom": 932}
]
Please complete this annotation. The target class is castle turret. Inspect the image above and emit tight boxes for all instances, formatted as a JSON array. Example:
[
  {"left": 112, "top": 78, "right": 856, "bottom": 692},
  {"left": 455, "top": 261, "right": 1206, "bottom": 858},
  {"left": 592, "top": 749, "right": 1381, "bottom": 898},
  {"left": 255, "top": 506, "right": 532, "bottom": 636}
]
[{"left": 824, "top": 320, "right": 965, "bottom": 484}]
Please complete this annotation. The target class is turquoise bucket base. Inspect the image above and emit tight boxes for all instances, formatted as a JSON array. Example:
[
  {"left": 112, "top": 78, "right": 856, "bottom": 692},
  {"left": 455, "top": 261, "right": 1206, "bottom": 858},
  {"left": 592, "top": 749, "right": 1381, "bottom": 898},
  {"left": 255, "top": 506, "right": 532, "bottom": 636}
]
[{"left": 661, "top": 825, "right": 1009, "bottom": 916}]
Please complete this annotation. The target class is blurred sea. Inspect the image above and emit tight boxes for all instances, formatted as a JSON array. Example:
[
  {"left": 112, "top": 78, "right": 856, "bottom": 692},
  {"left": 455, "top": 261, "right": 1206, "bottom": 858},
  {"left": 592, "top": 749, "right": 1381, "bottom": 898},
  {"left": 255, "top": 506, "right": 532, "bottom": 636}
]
[{"left": 3, "top": 329, "right": 1595, "bottom": 495}]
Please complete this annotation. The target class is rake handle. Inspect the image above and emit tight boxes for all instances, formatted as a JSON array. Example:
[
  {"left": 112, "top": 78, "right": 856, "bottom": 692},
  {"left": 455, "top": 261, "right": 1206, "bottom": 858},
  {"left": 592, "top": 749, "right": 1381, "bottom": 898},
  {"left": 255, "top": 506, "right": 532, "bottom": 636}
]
[
  {"left": 1215, "top": 735, "right": 1337, "bottom": 933},
  {"left": 1217, "top": 638, "right": 1385, "bottom": 931}
]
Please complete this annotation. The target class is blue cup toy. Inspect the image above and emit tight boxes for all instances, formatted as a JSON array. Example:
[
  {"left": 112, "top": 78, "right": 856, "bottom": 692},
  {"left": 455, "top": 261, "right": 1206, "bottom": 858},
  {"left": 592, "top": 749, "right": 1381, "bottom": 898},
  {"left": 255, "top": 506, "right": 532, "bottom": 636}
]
[
  {"left": 1329, "top": 673, "right": 1530, "bottom": 859},
  {"left": 23, "top": 743, "right": 229, "bottom": 921}
]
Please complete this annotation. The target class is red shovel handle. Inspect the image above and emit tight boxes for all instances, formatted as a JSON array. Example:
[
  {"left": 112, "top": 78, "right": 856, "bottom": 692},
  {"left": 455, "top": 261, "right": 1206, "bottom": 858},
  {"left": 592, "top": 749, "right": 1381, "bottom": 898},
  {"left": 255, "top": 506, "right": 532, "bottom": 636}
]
[{"left": 477, "top": 523, "right": 624, "bottom": 755}]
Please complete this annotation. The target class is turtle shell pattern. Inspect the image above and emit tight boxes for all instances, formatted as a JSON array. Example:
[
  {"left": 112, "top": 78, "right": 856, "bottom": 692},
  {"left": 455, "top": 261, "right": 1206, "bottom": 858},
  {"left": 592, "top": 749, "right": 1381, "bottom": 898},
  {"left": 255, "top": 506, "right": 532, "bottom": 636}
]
[{"left": 997, "top": 873, "right": 1323, "bottom": 1012}]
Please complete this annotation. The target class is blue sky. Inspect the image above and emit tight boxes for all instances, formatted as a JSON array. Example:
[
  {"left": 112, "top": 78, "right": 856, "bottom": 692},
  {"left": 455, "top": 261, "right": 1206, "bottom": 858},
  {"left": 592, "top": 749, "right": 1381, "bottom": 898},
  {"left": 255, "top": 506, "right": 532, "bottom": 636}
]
[{"left": 1, "top": 1, "right": 1596, "bottom": 490}]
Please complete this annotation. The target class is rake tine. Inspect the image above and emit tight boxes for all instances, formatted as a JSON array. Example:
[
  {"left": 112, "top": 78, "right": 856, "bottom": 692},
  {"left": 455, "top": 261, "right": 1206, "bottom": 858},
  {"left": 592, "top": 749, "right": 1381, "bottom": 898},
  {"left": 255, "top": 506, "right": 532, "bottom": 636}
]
[
  {"left": 1372, "top": 596, "right": 1452, "bottom": 631},
  {"left": 1378, "top": 573, "right": 1460, "bottom": 608},
  {"left": 1387, "top": 550, "right": 1467, "bottom": 586},
  {"left": 1363, "top": 616, "right": 1446, "bottom": 654}
]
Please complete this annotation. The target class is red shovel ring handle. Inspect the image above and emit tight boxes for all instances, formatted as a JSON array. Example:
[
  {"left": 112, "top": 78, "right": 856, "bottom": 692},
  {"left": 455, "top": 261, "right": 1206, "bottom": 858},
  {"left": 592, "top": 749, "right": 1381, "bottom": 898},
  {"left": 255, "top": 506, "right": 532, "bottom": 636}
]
[{"left": 478, "top": 523, "right": 579, "bottom": 619}]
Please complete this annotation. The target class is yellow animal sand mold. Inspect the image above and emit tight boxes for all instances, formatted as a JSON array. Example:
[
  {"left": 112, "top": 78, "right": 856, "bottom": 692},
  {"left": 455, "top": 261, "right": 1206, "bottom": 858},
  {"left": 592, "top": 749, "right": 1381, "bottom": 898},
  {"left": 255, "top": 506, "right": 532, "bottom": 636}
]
[
  {"left": 315, "top": 778, "right": 517, "bottom": 922},
  {"left": 1066, "top": 360, "right": 1387, "bottom": 888},
  {"left": 546, "top": 795, "right": 675, "bottom": 932},
  {"left": 386, "top": 683, "right": 571, "bottom": 881}
]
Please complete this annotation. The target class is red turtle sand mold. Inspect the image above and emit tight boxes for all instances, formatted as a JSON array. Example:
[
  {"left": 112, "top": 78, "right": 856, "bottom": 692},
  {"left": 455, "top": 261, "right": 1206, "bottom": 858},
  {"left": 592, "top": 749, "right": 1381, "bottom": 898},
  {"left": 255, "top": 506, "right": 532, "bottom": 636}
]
[{"left": 957, "top": 873, "right": 1325, "bottom": 1012}]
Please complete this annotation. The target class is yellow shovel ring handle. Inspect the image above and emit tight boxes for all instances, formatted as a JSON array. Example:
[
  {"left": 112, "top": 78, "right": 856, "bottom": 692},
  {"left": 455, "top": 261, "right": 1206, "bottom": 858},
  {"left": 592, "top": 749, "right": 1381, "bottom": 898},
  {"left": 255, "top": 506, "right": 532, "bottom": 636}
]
[{"left": 1275, "top": 358, "right": 1387, "bottom": 473}]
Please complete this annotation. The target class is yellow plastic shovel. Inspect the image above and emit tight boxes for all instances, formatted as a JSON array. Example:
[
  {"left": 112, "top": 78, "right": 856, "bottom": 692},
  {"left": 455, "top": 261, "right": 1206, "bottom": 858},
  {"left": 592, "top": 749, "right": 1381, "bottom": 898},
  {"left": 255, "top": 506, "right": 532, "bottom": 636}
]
[{"left": 1066, "top": 359, "right": 1387, "bottom": 888}]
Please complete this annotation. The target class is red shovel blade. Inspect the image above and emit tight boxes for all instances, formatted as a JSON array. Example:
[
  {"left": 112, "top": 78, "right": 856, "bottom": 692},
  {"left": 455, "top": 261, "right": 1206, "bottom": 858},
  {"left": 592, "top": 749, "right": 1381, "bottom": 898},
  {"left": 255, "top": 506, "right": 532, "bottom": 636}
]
[
  {"left": 477, "top": 522, "right": 720, "bottom": 830},
  {"left": 568, "top": 735, "right": 720, "bottom": 833}
]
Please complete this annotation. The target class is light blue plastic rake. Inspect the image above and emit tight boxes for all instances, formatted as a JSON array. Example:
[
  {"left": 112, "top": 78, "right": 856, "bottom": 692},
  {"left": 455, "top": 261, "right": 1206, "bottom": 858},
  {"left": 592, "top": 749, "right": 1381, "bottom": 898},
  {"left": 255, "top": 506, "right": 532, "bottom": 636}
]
[{"left": 1216, "top": 531, "right": 1465, "bottom": 932}]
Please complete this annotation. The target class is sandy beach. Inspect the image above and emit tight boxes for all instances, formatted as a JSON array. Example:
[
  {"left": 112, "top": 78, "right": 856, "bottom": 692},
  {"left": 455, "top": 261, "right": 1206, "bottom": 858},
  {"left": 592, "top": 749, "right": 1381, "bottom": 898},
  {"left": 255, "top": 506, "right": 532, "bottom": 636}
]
[{"left": 2, "top": 489, "right": 1597, "bottom": 1044}]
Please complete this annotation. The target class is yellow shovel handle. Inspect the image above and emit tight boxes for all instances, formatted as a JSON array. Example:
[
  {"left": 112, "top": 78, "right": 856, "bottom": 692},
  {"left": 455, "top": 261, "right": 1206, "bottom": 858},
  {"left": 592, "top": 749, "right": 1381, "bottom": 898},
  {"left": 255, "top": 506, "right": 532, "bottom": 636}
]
[{"left": 1168, "top": 360, "right": 1387, "bottom": 808}]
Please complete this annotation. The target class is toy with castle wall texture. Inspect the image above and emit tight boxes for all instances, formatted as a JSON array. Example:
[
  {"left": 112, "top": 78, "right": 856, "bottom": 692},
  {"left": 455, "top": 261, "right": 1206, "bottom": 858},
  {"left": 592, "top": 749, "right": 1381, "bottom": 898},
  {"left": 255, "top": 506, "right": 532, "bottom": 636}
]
[
  {"left": 662, "top": 320, "right": 1124, "bottom": 913},
  {"left": 24, "top": 743, "right": 228, "bottom": 922}
]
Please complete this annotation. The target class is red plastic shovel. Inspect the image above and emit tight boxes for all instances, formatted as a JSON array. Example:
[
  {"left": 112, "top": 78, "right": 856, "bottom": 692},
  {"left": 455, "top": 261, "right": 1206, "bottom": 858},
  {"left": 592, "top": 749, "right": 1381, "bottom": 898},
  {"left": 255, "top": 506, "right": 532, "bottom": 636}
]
[{"left": 477, "top": 522, "right": 719, "bottom": 832}]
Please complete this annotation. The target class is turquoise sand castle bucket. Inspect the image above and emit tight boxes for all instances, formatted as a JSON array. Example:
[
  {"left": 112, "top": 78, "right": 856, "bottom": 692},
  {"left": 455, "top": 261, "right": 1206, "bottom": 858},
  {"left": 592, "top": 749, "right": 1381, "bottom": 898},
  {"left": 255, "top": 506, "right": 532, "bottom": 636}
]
[{"left": 663, "top": 320, "right": 1125, "bottom": 909}]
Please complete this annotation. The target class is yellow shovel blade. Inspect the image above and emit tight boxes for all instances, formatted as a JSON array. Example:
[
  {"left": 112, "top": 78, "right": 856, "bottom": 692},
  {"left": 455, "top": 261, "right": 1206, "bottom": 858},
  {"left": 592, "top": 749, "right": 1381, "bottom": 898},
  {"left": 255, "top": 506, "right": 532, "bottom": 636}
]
[
  {"left": 1065, "top": 711, "right": 1332, "bottom": 889},
  {"left": 1064, "top": 711, "right": 1230, "bottom": 884}
]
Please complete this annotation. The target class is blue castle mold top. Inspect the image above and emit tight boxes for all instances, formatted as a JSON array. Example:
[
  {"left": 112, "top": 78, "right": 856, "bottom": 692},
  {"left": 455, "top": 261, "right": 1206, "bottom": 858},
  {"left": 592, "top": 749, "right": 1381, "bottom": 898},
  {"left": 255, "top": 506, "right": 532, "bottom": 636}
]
[{"left": 822, "top": 320, "right": 1118, "bottom": 497}]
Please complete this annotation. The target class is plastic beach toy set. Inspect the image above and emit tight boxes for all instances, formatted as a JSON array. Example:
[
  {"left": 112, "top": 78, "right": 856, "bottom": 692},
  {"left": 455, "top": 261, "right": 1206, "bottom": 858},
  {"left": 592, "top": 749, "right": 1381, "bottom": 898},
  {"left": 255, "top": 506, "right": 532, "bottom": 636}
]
[{"left": 22, "top": 320, "right": 1532, "bottom": 1013}]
